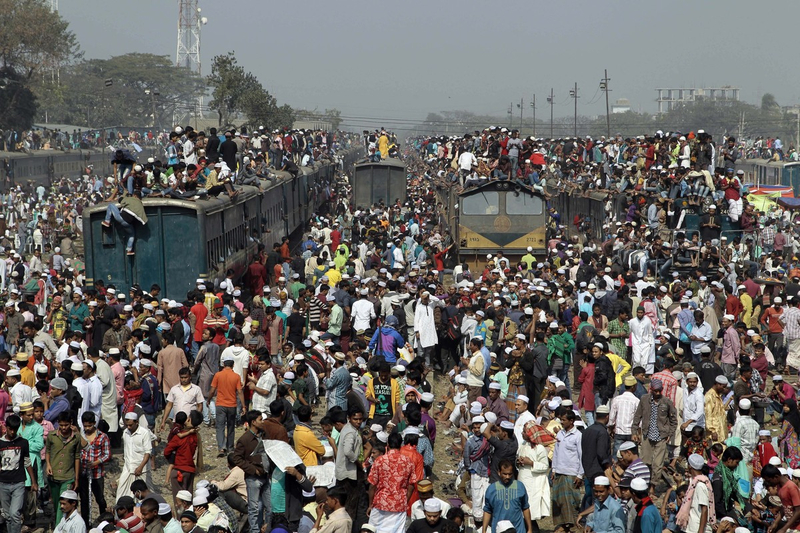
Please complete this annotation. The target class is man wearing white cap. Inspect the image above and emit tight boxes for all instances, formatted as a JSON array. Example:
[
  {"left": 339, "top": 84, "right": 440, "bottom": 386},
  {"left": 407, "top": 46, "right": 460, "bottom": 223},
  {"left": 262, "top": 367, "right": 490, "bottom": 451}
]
[
  {"left": 730, "top": 397, "right": 760, "bottom": 461},
  {"left": 629, "top": 307, "right": 655, "bottom": 374},
  {"left": 679, "top": 454, "right": 710, "bottom": 533},
  {"left": 587, "top": 476, "right": 625, "bottom": 533},
  {"left": 413, "top": 291, "right": 439, "bottom": 366},
  {"left": 720, "top": 314, "right": 740, "bottom": 381},
  {"left": 53, "top": 489, "right": 84, "bottom": 533},
  {"left": 512, "top": 395, "right": 535, "bottom": 445},
  {"left": 705, "top": 375, "right": 729, "bottom": 443},
  {"left": 407, "top": 496, "right": 455, "bottom": 533},
  {"left": 117, "top": 411, "right": 154, "bottom": 499}
]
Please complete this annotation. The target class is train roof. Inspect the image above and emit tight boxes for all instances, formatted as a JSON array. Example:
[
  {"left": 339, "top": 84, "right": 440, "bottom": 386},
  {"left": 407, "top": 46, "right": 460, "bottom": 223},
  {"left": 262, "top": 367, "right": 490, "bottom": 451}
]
[
  {"left": 354, "top": 158, "right": 406, "bottom": 169},
  {"left": 83, "top": 160, "right": 327, "bottom": 217},
  {"left": 459, "top": 180, "right": 546, "bottom": 198},
  {"left": 738, "top": 158, "right": 800, "bottom": 168}
]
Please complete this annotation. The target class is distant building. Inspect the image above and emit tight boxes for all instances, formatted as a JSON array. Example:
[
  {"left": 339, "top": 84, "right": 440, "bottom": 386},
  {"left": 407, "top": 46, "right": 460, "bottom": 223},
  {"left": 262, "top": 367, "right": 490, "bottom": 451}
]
[
  {"left": 611, "top": 98, "right": 631, "bottom": 114},
  {"left": 294, "top": 119, "right": 332, "bottom": 131},
  {"left": 656, "top": 86, "right": 740, "bottom": 114}
]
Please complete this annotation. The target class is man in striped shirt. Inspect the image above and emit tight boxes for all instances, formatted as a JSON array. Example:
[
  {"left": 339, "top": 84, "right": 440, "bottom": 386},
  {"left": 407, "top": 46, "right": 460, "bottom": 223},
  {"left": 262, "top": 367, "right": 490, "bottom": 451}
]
[
  {"left": 608, "top": 376, "right": 640, "bottom": 455},
  {"left": 618, "top": 441, "right": 651, "bottom": 488}
]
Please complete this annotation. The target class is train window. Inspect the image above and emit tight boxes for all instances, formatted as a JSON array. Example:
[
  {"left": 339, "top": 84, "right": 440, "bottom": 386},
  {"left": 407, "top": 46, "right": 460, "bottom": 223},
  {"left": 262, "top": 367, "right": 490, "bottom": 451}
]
[
  {"left": 506, "top": 193, "right": 543, "bottom": 215},
  {"left": 462, "top": 192, "right": 499, "bottom": 215}
]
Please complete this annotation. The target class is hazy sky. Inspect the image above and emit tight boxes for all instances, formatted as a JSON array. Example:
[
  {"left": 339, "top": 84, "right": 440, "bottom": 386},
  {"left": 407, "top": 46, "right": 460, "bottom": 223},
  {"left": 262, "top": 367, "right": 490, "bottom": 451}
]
[{"left": 59, "top": 0, "right": 800, "bottom": 132}]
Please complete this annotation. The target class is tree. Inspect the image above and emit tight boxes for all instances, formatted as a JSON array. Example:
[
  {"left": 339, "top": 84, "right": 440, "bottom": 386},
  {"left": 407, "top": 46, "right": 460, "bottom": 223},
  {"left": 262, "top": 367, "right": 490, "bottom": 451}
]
[
  {"left": 324, "top": 109, "right": 342, "bottom": 130},
  {"left": 207, "top": 51, "right": 294, "bottom": 130},
  {"left": 762, "top": 93, "right": 779, "bottom": 111},
  {"left": 30, "top": 53, "right": 205, "bottom": 129},
  {"left": 207, "top": 52, "right": 254, "bottom": 128},
  {"left": 0, "top": 0, "right": 80, "bottom": 79},
  {"left": 0, "top": 67, "right": 37, "bottom": 131}
]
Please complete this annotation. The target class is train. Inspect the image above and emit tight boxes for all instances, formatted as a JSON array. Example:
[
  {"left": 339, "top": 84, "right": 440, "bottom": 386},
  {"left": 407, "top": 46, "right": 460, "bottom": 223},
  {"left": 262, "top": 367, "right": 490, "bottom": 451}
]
[
  {"left": 351, "top": 158, "right": 407, "bottom": 208},
  {"left": 82, "top": 147, "right": 364, "bottom": 300},
  {"left": 734, "top": 158, "right": 800, "bottom": 196},
  {"left": 438, "top": 181, "right": 550, "bottom": 269},
  {"left": 3, "top": 149, "right": 120, "bottom": 186}
]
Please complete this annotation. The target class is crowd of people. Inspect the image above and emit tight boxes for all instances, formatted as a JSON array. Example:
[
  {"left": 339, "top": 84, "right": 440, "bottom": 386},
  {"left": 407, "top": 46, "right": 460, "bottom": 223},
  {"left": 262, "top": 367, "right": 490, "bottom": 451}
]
[{"left": 4, "top": 121, "right": 800, "bottom": 533}]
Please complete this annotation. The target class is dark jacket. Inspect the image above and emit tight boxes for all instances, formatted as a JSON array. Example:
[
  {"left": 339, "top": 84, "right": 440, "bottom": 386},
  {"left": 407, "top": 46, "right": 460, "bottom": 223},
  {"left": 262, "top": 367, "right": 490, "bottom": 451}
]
[
  {"left": 632, "top": 393, "right": 678, "bottom": 442},
  {"left": 593, "top": 354, "right": 616, "bottom": 403},
  {"left": 232, "top": 429, "right": 266, "bottom": 478},
  {"left": 581, "top": 421, "right": 612, "bottom": 481}
]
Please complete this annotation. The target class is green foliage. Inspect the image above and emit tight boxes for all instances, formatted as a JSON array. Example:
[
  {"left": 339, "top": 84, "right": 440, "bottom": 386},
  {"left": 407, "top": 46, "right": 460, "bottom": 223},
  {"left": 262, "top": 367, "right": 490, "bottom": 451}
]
[
  {"left": 0, "top": 0, "right": 80, "bottom": 78},
  {"left": 31, "top": 53, "right": 205, "bottom": 129},
  {"left": 294, "top": 108, "right": 342, "bottom": 130},
  {"left": 0, "top": 67, "right": 37, "bottom": 130},
  {"left": 206, "top": 51, "right": 294, "bottom": 131}
]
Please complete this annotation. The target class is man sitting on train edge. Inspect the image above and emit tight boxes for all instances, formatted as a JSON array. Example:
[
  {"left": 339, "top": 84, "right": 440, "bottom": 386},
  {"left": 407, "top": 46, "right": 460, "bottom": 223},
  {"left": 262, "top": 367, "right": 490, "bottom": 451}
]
[{"left": 101, "top": 190, "right": 148, "bottom": 256}]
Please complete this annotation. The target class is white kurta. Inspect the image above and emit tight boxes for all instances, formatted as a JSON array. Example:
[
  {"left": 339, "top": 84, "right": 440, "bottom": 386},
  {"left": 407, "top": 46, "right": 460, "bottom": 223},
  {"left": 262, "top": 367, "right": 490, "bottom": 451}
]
[
  {"left": 629, "top": 316, "right": 655, "bottom": 374},
  {"left": 517, "top": 443, "right": 551, "bottom": 520},
  {"left": 514, "top": 409, "right": 536, "bottom": 446},
  {"left": 94, "top": 358, "right": 119, "bottom": 432},
  {"left": 116, "top": 425, "right": 154, "bottom": 499},
  {"left": 413, "top": 298, "right": 439, "bottom": 348}
]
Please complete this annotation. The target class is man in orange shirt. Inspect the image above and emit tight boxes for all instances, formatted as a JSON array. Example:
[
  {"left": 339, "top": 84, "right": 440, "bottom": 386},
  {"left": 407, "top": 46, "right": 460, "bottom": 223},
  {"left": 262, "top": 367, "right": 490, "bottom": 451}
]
[
  {"left": 207, "top": 356, "right": 245, "bottom": 457},
  {"left": 761, "top": 297, "right": 786, "bottom": 369},
  {"left": 399, "top": 427, "right": 425, "bottom": 515}
]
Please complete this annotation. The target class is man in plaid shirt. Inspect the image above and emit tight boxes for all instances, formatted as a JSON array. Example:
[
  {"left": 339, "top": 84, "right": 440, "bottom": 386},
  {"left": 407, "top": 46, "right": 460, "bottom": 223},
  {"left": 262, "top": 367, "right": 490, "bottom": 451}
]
[
  {"left": 78, "top": 411, "right": 111, "bottom": 523},
  {"left": 780, "top": 297, "right": 800, "bottom": 370}
]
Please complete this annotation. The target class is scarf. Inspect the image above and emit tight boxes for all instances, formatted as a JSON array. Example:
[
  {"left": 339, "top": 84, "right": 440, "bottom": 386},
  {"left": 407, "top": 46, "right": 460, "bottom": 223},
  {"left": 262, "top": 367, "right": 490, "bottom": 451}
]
[
  {"left": 676, "top": 474, "right": 717, "bottom": 529},
  {"left": 122, "top": 387, "right": 143, "bottom": 414},
  {"left": 716, "top": 462, "right": 739, "bottom": 507},
  {"left": 470, "top": 436, "right": 491, "bottom": 463}
]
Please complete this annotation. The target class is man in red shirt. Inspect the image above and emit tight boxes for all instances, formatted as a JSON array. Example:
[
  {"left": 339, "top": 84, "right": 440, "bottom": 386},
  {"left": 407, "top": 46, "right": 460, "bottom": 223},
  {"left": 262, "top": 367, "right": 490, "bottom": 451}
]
[
  {"left": 762, "top": 464, "right": 800, "bottom": 531},
  {"left": 367, "top": 432, "right": 419, "bottom": 533},
  {"left": 189, "top": 293, "right": 208, "bottom": 354},
  {"left": 246, "top": 258, "right": 267, "bottom": 297}
]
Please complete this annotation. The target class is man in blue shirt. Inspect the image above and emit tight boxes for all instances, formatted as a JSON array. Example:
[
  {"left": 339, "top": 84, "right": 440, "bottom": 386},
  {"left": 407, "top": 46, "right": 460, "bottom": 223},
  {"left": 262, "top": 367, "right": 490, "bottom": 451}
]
[
  {"left": 631, "top": 477, "right": 663, "bottom": 533},
  {"left": 368, "top": 315, "right": 405, "bottom": 363},
  {"left": 587, "top": 476, "right": 626, "bottom": 533},
  {"left": 43, "top": 377, "right": 71, "bottom": 427},
  {"left": 482, "top": 460, "right": 532, "bottom": 533}
]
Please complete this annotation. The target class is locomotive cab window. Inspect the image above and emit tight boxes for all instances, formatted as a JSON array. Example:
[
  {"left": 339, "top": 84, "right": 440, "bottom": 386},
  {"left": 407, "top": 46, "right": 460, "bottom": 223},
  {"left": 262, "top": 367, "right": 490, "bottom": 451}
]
[
  {"left": 506, "top": 193, "right": 543, "bottom": 215},
  {"left": 462, "top": 191, "right": 499, "bottom": 215}
]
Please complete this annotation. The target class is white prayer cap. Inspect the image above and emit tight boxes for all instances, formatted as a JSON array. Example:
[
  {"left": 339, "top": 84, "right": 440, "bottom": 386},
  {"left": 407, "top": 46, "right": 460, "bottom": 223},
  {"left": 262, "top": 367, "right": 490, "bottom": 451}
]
[
  {"left": 423, "top": 499, "right": 442, "bottom": 513},
  {"left": 688, "top": 453, "right": 706, "bottom": 470},
  {"left": 593, "top": 476, "right": 610, "bottom": 486},
  {"left": 124, "top": 412, "right": 138, "bottom": 421},
  {"left": 738, "top": 398, "right": 751, "bottom": 410},
  {"left": 769, "top": 456, "right": 782, "bottom": 466}
]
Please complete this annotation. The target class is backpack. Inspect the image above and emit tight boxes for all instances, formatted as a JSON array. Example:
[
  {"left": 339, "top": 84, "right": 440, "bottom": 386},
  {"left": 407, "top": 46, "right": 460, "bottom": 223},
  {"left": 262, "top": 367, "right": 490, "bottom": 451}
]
[{"left": 445, "top": 309, "right": 463, "bottom": 341}]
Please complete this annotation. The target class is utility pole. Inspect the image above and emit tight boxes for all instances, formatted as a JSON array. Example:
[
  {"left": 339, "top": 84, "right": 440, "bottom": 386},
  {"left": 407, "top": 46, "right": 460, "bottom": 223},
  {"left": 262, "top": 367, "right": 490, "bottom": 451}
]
[
  {"left": 796, "top": 109, "right": 799, "bottom": 153},
  {"left": 508, "top": 103, "right": 513, "bottom": 128},
  {"left": 102, "top": 78, "right": 113, "bottom": 146},
  {"left": 530, "top": 94, "right": 536, "bottom": 137},
  {"left": 569, "top": 82, "right": 579, "bottom": 138},
  {"left": 738, "top": 111, "right": 745, "bottom": 141},
  {"left": 547, "top": 88, "right": 554, "bottom": 138},
  {"left": 601, "top": 69, "right": 611, "bottom": 138},
  {"left": 518, "top": 98, "right": 523, "bottom": 131}
]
